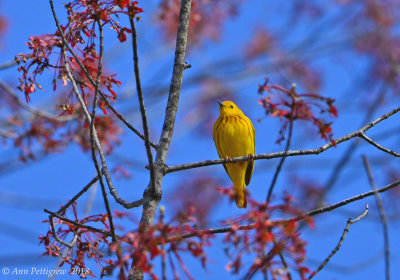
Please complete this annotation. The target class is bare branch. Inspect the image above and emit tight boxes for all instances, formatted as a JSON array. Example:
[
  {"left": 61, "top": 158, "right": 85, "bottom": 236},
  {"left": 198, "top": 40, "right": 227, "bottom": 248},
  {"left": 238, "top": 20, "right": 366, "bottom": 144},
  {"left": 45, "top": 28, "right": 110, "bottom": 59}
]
[
  {"left": 62, "top": 48, "right": 143, "bottom": 209},
  {"left": 0, "top": 129, "right": 17, "bottom": 139},
  {"left": 166, "top": 104, "right": 400, "bottom": 173},
  {"left": 279, "top": 253, "right": 292, "bottom": 280},
  {"left": 129, "top": 0, "right": 192, "bottom": 279},
  {"left": 57, "top": 175, "right": 101, "bottom": 215},
  {"left": 267, "top": 115, "right": 294, "bottom": 203},
  {"left": 362, "top": 155, "right": 390, "bottom": 280},
  {"left": 0, "top": 59, "right": 17, "bottom": 70},
  {"left": 245, "top": 246, "right": 276, "bottom": 280},
  {"left": 172, "top": 179, "right": 400, "bottom": 240},
  {"left": 0, "top": 80, "right": 74, "bottom": 121},
  {"left": 49, "top": 215, "right": 78, "bottom": 248},
  {"left": 129, "top": 15, "right": 155, "bottom": 192},
  {"left": 88, "top": 21, "right": 117, "bottom": 242},
  {"left": 307, "top": 205, "right": 369, "bottom": 279},
  {"left": 138, "top": 0, "right": 192, "bottom": 230},
  {"left": 360, "top": 133, "right": 400, "bottom": 157},
  {"left": 319, "top": 91, "right": 386, "bottom": 205},
  {"left": 44, "top": 209, "right": 114, "bottom": 237},
  {"left": 48, "top": 0, "right": 158, "bottom": 149}
]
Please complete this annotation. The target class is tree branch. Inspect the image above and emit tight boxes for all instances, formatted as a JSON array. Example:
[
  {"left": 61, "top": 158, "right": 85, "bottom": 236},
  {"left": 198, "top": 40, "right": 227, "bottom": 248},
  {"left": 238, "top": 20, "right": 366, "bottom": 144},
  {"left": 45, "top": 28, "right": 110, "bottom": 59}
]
[
  {"left": 307, "top": 205, "right": 369, "bottom": 279},
  {"left": 319, "top": 89, "right": 385, "bottom": 203},
  {"left": 266, "top": 115, "right": 294, "bottom": 203},
  {"left": 245, "top": 245, "right": 276, "bottom": 280},
  {"left": 57, "top": 175, "right": 100, "bottom": 215},
  {"left": 48, "top": 0, "right": 158, "bottom": 150},
  {"left": 0, "top": 80, "right": 74, "bottom": 121},
  {"left": 88, "top": 21, "right": 117, "bottom": 242},
  {"left": 279, "top": 252, "right": 292, "bottom": 280},
  {"left": 166, "top": 104, "right": 400, "bottom": 173},
  {"left": 359, "top": 133, "right": 400, "bottom": 157},
  {"left": 129, "top": 0, "right": 192, "bottom": 279},
  {"left": 44, "top": 209, "right": 114, "bottom": 237},
  {"left": 171, "top": 179, "right": 400, "bottom": 240},
  {"left": 0, "top": 59, "right": 17, "bottom": 70},
  {"left": 129, "top": 15, "right": 155, "bottom": 192},
  {"left": 49, "top": 215, "right": 78, "bottom": 248},
  {"left": 62, "top": 48, "right": 143, "bottom": 209},
  {"left": 0, "top": 129, "right": 17, "bottom": 139},
  {"left": 362, "top": 155, "right": 390, "bottom": 280}
]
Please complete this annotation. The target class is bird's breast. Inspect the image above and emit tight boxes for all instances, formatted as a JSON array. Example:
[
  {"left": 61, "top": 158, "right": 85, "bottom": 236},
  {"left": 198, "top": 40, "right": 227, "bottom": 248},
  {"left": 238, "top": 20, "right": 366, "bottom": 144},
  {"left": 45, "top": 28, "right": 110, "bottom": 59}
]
[{"left": 216, "top": 115, "right": 253, "bottom": 157}]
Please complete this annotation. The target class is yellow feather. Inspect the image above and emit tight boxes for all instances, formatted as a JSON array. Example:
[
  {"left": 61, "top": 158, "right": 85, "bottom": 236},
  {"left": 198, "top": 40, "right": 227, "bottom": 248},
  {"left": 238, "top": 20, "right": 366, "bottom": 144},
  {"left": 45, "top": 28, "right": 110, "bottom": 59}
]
[{"left": 213, "top": 101, "right": 255, "bottom": 209}]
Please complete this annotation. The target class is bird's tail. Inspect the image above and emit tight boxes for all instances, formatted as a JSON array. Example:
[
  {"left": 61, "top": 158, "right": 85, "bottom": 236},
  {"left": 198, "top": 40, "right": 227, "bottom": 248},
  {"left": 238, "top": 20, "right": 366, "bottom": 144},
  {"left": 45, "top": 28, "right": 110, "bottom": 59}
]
[{"left": 234, "top": 183, "right": 247, "bottom": 209}]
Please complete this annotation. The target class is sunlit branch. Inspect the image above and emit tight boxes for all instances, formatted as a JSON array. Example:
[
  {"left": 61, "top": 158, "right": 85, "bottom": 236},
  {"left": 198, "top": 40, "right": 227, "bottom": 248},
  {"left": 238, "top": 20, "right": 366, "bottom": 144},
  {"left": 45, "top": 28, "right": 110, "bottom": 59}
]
[
  {"left": 136, "top": 0, "right": 192, "bottom": 228},
  {"left": 267, "top": 113, "right": 294, "bottom": 203},
  {"left": 129, "top": 15, "right": 155, "bottom": 192},
  {"left": 0, "top": 80, "right": 74, "bottom": 121},
  {"left": 44, "top": 209, "right": 114, "bottom": 237},
  {"left": 279, "top": 253, "right": 292, "bottom": 280},
  {"left": 129, "top": 0, "right": 192, "bottom": 279},
  {"left": 0, "top": 59, "right": 17, "bottom": 70},
  {"left": 62, "top": 48, "right": 143, "bottom": 209},
  {"left": 245, "top": 245, "right": 276, "bottom": 280},
  {"left": 320, "top": 81, "right": 387, "bottom": 201},
  {"left": 0, "top": 129, "right": 17, "bottom": 139},
  {"left": 170, "top": 179, "right": 400, "bottom": 240},
  {"left": 57, "top": 175, "right": 101, "bottom": 215},
  {"left": 362, "top": 156, "right": 390, "bottom": 280},
  {"left": 307, "top": 205, "right": 369, "bottom": 279},
  {"left": 89, "top": 21, "right": 117, "bottom": 242},
  {"left": 166, "top": 104, "right": 400, "bottom": 173},
  {"left": 360, "top": 133, "right": 400, "bottom": 157},
  {"left": 48, "top": 0, "right": 158, "bottom": 150},
  {"left": 49, "top": 215, "right": 78, "bottom": 248}
]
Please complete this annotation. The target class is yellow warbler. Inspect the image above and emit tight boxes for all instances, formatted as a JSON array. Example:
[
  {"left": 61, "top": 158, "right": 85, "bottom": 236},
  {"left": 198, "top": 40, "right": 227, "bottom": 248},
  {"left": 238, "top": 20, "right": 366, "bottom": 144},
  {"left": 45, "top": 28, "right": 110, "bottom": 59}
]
[{"left": 213, "top": 100, "right": 255, "bottom": 208}]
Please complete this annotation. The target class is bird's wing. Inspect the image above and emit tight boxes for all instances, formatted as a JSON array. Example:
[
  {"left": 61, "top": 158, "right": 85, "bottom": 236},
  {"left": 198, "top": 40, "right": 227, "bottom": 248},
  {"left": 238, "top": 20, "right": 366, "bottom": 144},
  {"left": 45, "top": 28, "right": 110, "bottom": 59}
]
[
  {"left": 245, "top": 118, "right": 255, "bottom": 186},
  {"left": 213, "top": 118, "right": 229, "bottom": 174},
  {"left": 217, "top": 148, "right": 229, "bottom": 175}
]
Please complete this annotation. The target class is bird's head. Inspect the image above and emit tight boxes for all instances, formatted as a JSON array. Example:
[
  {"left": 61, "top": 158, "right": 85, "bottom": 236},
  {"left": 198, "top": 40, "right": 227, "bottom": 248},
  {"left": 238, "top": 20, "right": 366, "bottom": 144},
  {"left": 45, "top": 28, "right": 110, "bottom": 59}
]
[{"left": 218, "top": 100, "right": 244, "bottom": 116}]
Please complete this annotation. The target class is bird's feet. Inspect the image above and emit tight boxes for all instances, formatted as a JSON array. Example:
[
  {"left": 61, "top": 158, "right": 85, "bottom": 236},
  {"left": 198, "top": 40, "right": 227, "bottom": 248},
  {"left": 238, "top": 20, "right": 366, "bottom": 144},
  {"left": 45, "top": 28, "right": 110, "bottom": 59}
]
[
  {"left": 247, "top": 153, "right": 254, "bottom": 162},
  {"left": 225, "top": 156, "right": 233, "bottom": 163}
]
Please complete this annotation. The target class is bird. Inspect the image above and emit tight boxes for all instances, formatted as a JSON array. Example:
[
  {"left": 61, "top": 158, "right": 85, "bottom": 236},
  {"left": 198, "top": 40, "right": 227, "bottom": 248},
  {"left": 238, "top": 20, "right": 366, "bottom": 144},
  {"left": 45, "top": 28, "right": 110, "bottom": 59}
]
[{"left": 213, "top": 100, "right": 255, "bottom": 208}]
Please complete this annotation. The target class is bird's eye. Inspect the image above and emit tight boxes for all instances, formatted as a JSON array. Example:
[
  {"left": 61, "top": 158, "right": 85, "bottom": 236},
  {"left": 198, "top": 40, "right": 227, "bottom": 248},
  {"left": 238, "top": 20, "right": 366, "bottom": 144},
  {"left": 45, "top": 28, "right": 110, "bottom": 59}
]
[{"left": 230, "top": 105, "right": 234, "bottom": 108}]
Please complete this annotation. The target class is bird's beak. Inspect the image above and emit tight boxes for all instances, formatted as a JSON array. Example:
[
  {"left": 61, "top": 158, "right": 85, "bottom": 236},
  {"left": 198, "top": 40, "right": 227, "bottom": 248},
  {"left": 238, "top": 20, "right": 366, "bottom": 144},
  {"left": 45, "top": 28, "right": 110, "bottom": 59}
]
[{"left": 218, "top": 101, "right": 225, "bottom": 107}]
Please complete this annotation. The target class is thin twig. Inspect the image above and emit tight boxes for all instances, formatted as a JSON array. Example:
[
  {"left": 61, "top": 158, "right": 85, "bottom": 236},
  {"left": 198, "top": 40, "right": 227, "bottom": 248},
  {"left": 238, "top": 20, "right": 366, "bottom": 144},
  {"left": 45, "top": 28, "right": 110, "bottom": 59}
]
[
  {"left": 48, "top": 0, "right": 158, "bottom": 149},
  {"left": 266, "top": 116, "right": 294, "bottom": 203},
  {"left": 279, "top": 253, "right": 292, "bottom": 280},
  {"left": 166, "top": 104, "right": 400, "bottom": 173},
  {"left": 159, "top": 207, "right": 167, "bottom": 280},
  {"left": 45, "top": 209, "right": 114, "bottom": 237},
  {"left": 129, "top": 14, "right": 155, "bottom": 192},
  {"left": 0, "top": 129, "right": 17, "bottom": 139},
  {"left": 0, "top": 80, "right": 74, "bottom": 121},
  {"left": 307, "top": 205, "right": 369, "bottom": 279},
  {"left": 0, "top": 59, "right": 17, "bottom": 70},
  {"left": 57, "top": 175, "right": 100, "bottom": 215},
  {"left": 136, "top": 0, "right": 192, "bottom": 229},
  {"left": 319, "top": 89, "right": 385, "bottom": 203},
  {"left": 362, "top": 155, "right": 390, "bottom": 280},
  {"left": 49, "top": 215, "right": 78, "bottom": 248},
  {"left": 245, "top": 246, "right": 276, "bottom": 280},
  {"left": 161, "top": 244, "right": 166, "bottom": 280},
  {"left": 170, "top": 179, "right": 400, "bottom": 240},
  {"left": 360, "top": 133, "right": 400, "bottom": 157},
  {"left": 89, "top": 21, "right": 117, "bottom": 242},
  {"left": 62, "top": 47, "right": 143, "bottom": 209},
  {"left": 129, "top": 0, "right": 192, "bottom": 279}
]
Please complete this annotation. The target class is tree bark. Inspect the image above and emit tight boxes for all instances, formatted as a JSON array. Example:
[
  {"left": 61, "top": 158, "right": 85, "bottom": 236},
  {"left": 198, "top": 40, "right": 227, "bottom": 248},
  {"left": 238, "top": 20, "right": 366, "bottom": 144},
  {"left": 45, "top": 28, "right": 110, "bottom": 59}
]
[{"left": 128, "top": 0, "right": 192, "bottom": 279}]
